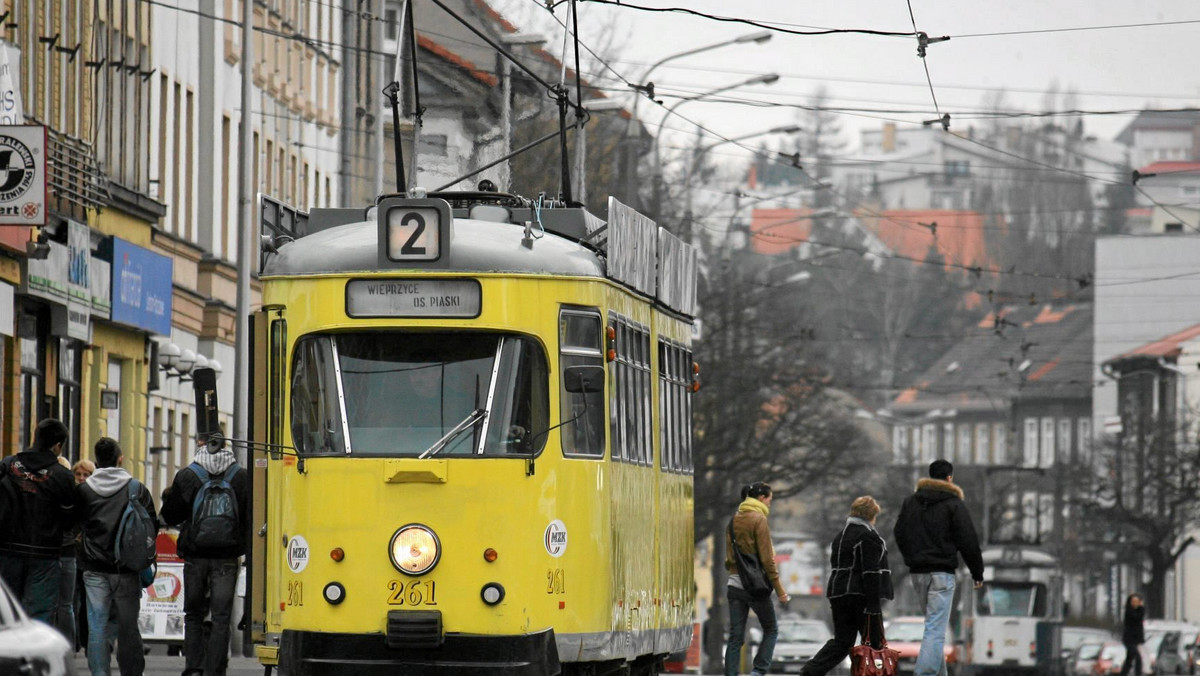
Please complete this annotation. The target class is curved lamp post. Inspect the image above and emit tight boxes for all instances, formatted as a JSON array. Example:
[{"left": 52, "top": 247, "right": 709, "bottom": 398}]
[{"left": 623, "top": 31, "right": 773, "bottom": 207}]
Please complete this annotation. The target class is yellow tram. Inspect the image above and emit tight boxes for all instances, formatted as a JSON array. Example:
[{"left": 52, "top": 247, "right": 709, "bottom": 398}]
[{"left": 244, "top": 191, "right": 698, "bottom": 675}]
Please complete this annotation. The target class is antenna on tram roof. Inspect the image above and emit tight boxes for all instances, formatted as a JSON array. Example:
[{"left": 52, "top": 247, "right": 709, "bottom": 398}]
[{"left": 384, "top": 0, "right": 424, "bottom": 195}]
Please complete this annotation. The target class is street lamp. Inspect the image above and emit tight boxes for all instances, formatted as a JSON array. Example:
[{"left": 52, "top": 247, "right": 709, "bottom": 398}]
[
  {"left": 652, "top": 72, "right": 782, "bottom": 199},
  {"left": 623, "top": 31, "right": 774, "bottom": 207}
]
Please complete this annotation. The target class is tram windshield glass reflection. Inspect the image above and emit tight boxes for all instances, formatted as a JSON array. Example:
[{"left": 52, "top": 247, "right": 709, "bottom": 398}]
[
  {"left": 291, "top": 332, "right": 548, "bottom": 456},
  {"left": 975, "top": 581, "right": 1046, "bottom": 617}
]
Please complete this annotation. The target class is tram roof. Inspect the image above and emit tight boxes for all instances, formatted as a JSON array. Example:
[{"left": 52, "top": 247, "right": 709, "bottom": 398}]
[{"left": 262, "top": 217, "right": 607, "bottom": 278}]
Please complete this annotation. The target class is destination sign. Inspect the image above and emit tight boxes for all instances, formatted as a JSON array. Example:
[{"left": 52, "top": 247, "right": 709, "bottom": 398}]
[{"left": 345, "top": 279, "right": 481, "bottom": 318}]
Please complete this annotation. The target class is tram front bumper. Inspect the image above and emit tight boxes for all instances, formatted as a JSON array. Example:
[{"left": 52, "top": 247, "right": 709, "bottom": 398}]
[{"left": 278, "top": 623, "right": 561, "bottom": 676}]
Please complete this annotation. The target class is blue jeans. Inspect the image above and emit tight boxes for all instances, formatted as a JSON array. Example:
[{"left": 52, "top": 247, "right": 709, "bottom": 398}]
[
  {"left": 726, "top": 587, "right": 778, "bottom": 676},
  {"left": 184, "top": 557, "right": 239, "bottom": 676},
  {"left": 911, "top": 572, "right": 955, "bottom": 676},
  {"left": 54, "top": 556, "right": 77, "bottom": 648},
  {"left": 83, "top": 570, "right": 145, "bottom": 676},
  {"left": 0, "top": 554, "right": 61, "bottom": 624}
]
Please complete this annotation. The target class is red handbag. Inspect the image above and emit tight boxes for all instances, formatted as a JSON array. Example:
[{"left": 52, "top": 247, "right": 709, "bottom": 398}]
[{"left": 850, "top": 619, "right": 900, "bottom": 676}]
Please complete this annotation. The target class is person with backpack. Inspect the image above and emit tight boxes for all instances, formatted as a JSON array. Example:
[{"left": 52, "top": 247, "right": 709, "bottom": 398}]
[
  {"left": 161, "top": 436, "right": 249, "bottom": 676},
  {"left": 77, "top": 437, "right": 158, "bottom": 676},
  {"left": 724, "top": 481, "right": 790, "bottom": 676},
  {"left": 0, "top": 418, "right": 78, "bottom": 624}
]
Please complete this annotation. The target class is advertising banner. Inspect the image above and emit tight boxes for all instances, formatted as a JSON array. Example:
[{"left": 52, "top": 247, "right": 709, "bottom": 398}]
[{"left": 111, "top": 237, "right": 172, "bottom": 335}]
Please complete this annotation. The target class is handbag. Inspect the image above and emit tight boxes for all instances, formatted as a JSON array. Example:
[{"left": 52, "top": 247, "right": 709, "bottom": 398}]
[
  {"left": 850, "top": 618, "right": 900, "bottom": 676},
  {"left": 727, "top": 520, "right": 772, "bottom": 598}
]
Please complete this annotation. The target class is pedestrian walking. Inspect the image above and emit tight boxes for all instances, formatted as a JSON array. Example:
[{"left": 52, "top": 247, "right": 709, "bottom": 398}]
[
  {"left": 161, "top": 437, "right": 249, "bottom": 676},
  {"left": 0, "top": 418, "right": 78, "bottom": 624},
  {"left": 77, "top": 437, "right": 158, "bottom": 676},
  {"left": 71, "top": 459, "right": 96, "bottom": 651},
  {"left": 1119, "top": 593, "right": 1145, "bottom": 676},
  {"left": 53, "top": 454, "right": 81, "bottom": 648},
  {"left": 801, "top": 496, "right": 893, "bottom": 676},
  {"left": 893, "top": 459, "right": 984, "bottom": 676},
  {"left": 724, "top": 482, "right": 791, "bottom": 676}
]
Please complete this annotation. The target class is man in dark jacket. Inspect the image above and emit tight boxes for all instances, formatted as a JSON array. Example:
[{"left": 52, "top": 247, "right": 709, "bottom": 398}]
[
  {"left": 893, "top": 460, "right": 984, "bottom": 676},
  {"left": 161, "top": 438, "right": 249, "bottom": 676},
  {"left": 0, "top": 418, "right": 77, "bottom": 623},
  {"left": 78, "top": 436, "right": 157, "bottom": 676}
]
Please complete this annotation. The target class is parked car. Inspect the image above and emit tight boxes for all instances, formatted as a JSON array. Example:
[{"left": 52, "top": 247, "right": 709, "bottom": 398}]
[
  {"left": 884, "top": 615, "right": 958, "bottom": 676},
  {"left": 0, "top": 576, "right": 75, "bottom": 675},
  {"left": 1146, "top": 622, "right": 1200, "bottom": 676},
  {"left": 1093, "top": 642, "right": 1127, "bottom": 676},
  {"left": 1073, "top": 641, "right": 1107, "bottom": 676},
  {"left": 769, "top": 617, "right": 849, "bottom": 675},
  {"left": 1065, "top": 628, "right": 1118, "bottom": 661}
]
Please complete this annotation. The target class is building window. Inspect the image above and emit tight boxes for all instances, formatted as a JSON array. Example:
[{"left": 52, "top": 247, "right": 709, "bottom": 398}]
[
  {"left": 958, "top": 425, "right": 972, "bottom": 465},
  {"left": 892, "top": 426, "right": 908, "bottom": 464},
  {"left": 1077, "top": 418, "right": 1092, "bottom": 467},
  {"left": 1040, "top": 417, "right": 1055, "bottom": 467},
  {"left": 975, "top": 423, "right": 989, "bottom": 465},
  {"left": 1057, "top": 418, "right": 1072, "bottom": 463},
  {"left": 1164, "top": 223, "right": 1183, "bottom": 233},
  {"left": 993, "top": 423, "right": 1007, "bottom": 464},
  {"left": 943, "top": 422, "right": 955, "bottom": 463},
  {"left": 1023, "top": 418, "right": 1038, "bottom": 467},
  {"left": 921, "top": 424, "right": 937, "bottom": 464}
]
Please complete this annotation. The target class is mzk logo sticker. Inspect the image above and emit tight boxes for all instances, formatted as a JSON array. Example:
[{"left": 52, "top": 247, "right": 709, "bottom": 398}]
[
  {"left": 287, "top": 535, "right": 310, "bottom": 573},
  {"left": 544, "top": 520, "right": 568, "bottom": 558}
]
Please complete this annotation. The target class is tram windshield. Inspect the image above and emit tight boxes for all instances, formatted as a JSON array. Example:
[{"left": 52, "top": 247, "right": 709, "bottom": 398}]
[
  {"left": 975, "top": 581, "right": 1047, "bottom": 617},
  {"left": 290, "top": 331, "right": 549, "bottom": 456}
]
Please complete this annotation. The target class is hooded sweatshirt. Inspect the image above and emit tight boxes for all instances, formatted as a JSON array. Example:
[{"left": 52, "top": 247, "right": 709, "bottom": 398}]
[
  {"left": 0, "top": 451, "right": 77, "bottom": 559},
  {"left": 893, "top": 477, "right": 984, "bottom": 581},
  {"left": 76, "top": 466, "right": 158, "bottom": 573},
  {"left": 724, "top": 497, "right": 786, "bottom": 598},
  {"left": 161, "top": 447, "right": 249, "bottom": 560}
]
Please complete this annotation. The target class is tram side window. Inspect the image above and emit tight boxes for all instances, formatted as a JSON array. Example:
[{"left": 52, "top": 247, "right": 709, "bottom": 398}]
[
  {"left": 658, "top": 340, "right": 693, "bottom": 474},
  {"left": 291, "top": 336, "right": 347, "bottom": 455},
  {"left": 608, "top": 314, "right": 651, "bottom": 465},
  {"left": 559, "top": 310, "right": 605, "bottom": 457}
]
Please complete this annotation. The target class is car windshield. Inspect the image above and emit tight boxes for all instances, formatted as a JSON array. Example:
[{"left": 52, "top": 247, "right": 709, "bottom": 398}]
[
  {"left": 1077, "top": 644, "right": 1103, "bottom": 660},
  {"left": 291, "top": 331, "right": 549, "bottom": 456},
  {"left": 1100, "top": 644, "right": 1125, "bottom": 660},
  {"left": 778, "top": 622, "right": 830, "bottom": 643},
  {"left": 887, "top": 622, "right": 926, "bottom": 642}
]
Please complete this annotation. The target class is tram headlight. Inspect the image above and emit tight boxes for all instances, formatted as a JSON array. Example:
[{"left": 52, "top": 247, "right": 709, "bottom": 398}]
[{"left": 388, "top": 524, "right": 441, "bottom": 575}]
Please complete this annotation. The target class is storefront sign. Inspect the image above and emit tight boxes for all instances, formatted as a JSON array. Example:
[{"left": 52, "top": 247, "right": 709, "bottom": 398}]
[
  {"left": 111, "top": 238, "right": 172, "bottom": 335},
  {"left": 90, "top": 255, "right": 111, "bottom": 319},
  {"left": 0, "top": 42, "right": 24, "bottom": 124},
  {"left": 0, "top": 125, "right": 45, "bottom": 225}
]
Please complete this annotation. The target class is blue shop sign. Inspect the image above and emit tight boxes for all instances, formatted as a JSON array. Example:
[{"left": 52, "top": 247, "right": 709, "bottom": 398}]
[{"left": 111, "top": 238, "right": 172, "bottom": 335}]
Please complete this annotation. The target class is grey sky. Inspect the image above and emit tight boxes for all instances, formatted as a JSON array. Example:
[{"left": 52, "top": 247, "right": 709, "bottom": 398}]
[{"left": 500, "top": 0, "right": 1200, "bottom": 160}]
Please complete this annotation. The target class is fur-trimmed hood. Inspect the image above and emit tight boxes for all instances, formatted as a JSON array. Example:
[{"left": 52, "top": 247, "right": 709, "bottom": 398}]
[{"left": 915, "top": 477, "right": 964, "bottom": 502}]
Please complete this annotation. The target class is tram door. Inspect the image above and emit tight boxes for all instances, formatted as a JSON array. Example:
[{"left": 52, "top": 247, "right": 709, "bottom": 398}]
[{"left": 245, "top": 308, "right": 286, "bottom": 655}]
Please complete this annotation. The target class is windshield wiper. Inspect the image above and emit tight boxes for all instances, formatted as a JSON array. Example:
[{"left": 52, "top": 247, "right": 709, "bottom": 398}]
[{"left": 418, "top": 409, "right": 488, "bottom": 459}]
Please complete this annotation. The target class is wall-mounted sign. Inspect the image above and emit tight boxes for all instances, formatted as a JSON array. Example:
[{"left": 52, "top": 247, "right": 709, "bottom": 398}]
[
  {"left": 100, "top": 390, "right": 119, "bottom": 410},
  {"left": 111, "top": 238, "right": 172, "bottom": 336},
  {"left": 0, "top": 125, "right": 45, "bottom": 225}
]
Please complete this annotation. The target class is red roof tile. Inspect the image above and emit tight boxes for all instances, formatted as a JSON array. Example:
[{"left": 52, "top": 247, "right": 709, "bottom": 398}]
[
  {"left": 418, "top": 35, "right": 498, "bottom": 87},
  {"left": 1137, "top": 161, "right": 1200, "bottom": 176},
  {"left": 749, "top": 208, "right": 814, "bottom": 255},
  {"left": 1111, "top": 323, "right": 1200, "bottom": 361},
  {"left": 858, "top": 209, "right": 996, "bottom": 271}
]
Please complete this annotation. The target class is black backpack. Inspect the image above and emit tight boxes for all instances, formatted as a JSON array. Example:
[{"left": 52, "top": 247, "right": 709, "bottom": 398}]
[
  {"left": 114, "top": 480, "right": 157, "bottom": 571},
  {"left": 189, "top": 463, "right": 240, "bottom": 549}
]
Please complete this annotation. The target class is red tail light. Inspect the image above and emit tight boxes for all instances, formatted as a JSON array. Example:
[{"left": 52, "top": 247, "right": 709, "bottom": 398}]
[{"left": 1030, "top": 641, "right": 1037, "bottom": 658}]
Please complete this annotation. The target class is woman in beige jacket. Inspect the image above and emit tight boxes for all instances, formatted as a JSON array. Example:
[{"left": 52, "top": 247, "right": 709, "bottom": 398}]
[{"left": 725, "top": 482, "right": 791, "bottom": 676}]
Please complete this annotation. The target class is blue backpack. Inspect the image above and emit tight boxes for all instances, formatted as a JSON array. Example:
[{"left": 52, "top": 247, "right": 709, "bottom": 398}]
[
  {"left": 189, "top": 463, "right": 240, "bottom": 549},
  {"left": 114, "top": 479, "right": 157, "bottom": 572}
]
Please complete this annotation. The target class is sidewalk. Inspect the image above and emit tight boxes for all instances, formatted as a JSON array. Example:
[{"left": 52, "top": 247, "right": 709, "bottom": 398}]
[{"left": 71, "top": 643, "right": 263, "bottom": 675}]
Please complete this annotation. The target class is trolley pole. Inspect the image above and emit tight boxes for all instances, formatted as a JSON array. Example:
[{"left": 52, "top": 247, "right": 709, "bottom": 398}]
[{"left": 233, "top": 0, "right": 255, "bottom": 465}]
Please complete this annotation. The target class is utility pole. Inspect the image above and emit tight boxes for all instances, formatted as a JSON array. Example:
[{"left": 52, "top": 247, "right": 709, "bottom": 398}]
[{"left": 233, "top": 0, "right": 255, "bottom": 464}]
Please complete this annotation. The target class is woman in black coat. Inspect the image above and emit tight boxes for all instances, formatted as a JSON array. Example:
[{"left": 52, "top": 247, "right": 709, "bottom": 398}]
[{"left": 1119, "top": 593, "right": 1145, "bottom": 676}]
